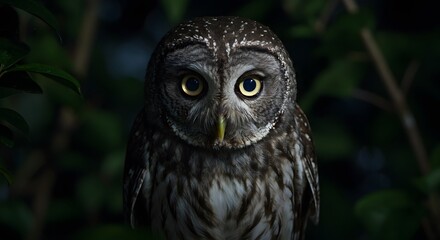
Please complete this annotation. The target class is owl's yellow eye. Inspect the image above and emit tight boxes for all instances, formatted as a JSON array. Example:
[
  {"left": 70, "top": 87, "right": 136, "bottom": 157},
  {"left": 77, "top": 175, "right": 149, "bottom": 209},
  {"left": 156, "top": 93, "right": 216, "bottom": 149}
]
[
  {"left": 181, "top": 75, "right": 204, "bottom": 97},
  {"left": 238, "top": 77, "right": 262, "bottom": 97}
]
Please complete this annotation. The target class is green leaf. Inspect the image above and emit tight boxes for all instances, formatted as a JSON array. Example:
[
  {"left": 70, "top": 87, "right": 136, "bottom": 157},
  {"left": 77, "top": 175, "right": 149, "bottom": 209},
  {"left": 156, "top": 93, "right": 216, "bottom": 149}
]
[
  {"left": 302, "top": 0, "right": 326, "bottom": 21},
  {"left": 0, "top": 123, "right": 14, "bottom": 147},
  {"left": 0, "top": 108, "right": 30, "bottom": 137},
  {"left": 429, "top": 144, "right": 440, "bottom": 168},
  {"left": 0, "top": 200, "right": 33, "bottom": 237},
  {"left": 415, "top": 168, "right": 440, "bottom": 193},
  {"left": 58, "top": 152, "right": 89, "bottom": 172},
  {"left": 6, "top": 63, "right": 81, "bottom": 94},
  {"left": 234, "top": 0, "right": 274, "bottom": 21},
  {"left": 0, "top": 70, "right": 43, "bottom": 97},
  {"left": 160, "top": 0, "right": 188, "bottom": 25},
  {"left": 301, "top": 59, "right": 363, "bottom": 111},
  {"left": 0, "top": 5, "right": 20, "bottom": 39},
  {"left": 46, "top": 199, "right": 82, "bottom": 224},
  {"left": 102, "top": 150, "right": 124, "bottom": 177},
  {"left": 313, "top": 119, "right": 355, "bottom": 160},
  {"left": 0, "top": 164, "right": 13, "bottom": 184},
  {"left": 0, "top": 0, "right": 61, "bottom": 38},
  {"left": 76, "top": 175, "right": 105, "bottom": 212},
  {"left": 0, "top": 38, "right": 30, "bottom": 69},
  {"left": 316, "top": 60, "right": 363, "bottom": 96},
  {"left": 355, "top": 189, "right": 423, "bottom": 240},
  {"left": 316, "top": 10, "right": 375, "bottom": 59},
  {"left": 289, "top": 25, "right": 316, "bottom": 38},
  {"left": 78, "top": 110, "right": 122, "bottom": 153},
  {"left": 319, "top": 181, "right": 358, "bottom": 238}
]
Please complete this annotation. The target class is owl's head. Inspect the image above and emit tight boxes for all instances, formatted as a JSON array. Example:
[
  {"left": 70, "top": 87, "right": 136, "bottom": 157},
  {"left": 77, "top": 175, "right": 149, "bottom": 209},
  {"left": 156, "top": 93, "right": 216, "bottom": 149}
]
[{"left": 145, "top": 16, "right": 297, "bottom": 150}]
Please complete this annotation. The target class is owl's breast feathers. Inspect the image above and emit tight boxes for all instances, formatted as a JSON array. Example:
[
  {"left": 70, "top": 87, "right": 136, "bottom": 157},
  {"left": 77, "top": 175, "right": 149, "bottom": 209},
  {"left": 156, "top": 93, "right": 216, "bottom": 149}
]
[{"left": 124, "top": 103, "right": 319, "bottom": 239}]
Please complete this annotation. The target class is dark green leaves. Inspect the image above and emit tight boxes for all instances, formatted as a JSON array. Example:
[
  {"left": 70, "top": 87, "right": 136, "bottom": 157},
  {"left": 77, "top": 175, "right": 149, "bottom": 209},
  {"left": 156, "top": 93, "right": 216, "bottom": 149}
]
[
  {"left": 416, "top": 168, "right": 440, "bottom": 193},
  {"left": 0, "top": 108, "right": 29, "bottom": 148},
  {"left": 0, "top": 42, "right": 81, "bottom": 95},
  {"left": 0, "top": 57, "right": 81, "bottom": 147},
  {"left": 78, "top": 110, "right": 122, "bottom": 153},
  {"left": 313, "top": 119, "right": 355, "bottom": 160},
  {"left": 0, "top": 1, "right": 81, "bottom": 149},
  {"left": 7, "top": 64, "right": 81, "bottom": 94},
  {"left": 0, "top": 70, "right": 43, "bottom": 97},
  {"left": 0, "top": 38, "right": 30, "bottom": 69},
  {"left": 0, "top": 164, "right": 13, "bottom": 184},
  {"left": 0, "top": 0, "right": 61, "bottom": 38},
  {"left": 160, "top": 0, "right": 188, "bottom": 25},
  {"left": 0, "top": 1, "right": 80, "bottom": 151},
  {"left": 301, "top": 59, "right": 364, "bottom": 111},
  {"left": 0, "top": 108, "right": 29, "bottom": 137},
  {"left": 0, "top": 200, "right": 32, "bottom": 236},
  {"left": 0, "top": 124, "right": 14, "bottom": 148},
  {"left": 355, "top": 190, "right": 423, "bottom": 240}
]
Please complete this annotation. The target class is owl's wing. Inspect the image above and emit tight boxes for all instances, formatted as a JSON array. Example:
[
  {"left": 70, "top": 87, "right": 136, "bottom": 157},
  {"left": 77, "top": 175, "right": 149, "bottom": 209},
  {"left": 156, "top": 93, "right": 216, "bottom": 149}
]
[
  {"left": 123, "top": 109, "right": 150, "bottom": 227},
  {"left": 294, "top": 103, "right": 320, "bottom": 224}
]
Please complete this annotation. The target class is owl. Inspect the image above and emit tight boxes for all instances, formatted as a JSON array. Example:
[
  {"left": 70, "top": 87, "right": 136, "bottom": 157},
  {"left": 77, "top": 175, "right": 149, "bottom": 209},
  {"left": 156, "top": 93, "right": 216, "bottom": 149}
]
[{"left": 123, "top": 16, "right": 319, "bottom": 240}]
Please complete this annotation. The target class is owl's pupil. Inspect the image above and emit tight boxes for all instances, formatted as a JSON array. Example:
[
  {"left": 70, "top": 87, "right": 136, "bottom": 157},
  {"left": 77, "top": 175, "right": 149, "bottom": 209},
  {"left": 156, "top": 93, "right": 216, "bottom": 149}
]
[
  {"left": 186, "top": 78, "right": 200, "bottom": 91},
  {"left": 243, "top": 78, "right": 256, "bottom": 92}
]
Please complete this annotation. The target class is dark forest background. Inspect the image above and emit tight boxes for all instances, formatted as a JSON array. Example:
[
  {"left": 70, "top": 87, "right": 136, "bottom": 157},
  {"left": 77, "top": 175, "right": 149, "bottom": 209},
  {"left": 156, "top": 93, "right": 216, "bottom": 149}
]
[{"left": 1, "top": 0, "right": 439, "bottom": 239}]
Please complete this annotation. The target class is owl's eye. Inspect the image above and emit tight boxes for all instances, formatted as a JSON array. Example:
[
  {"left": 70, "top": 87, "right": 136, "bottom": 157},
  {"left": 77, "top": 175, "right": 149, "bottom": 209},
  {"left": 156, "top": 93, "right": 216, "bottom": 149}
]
[
  {"left": 181, "top": 75, "right": 204, "bottom": 97},
  {"left": 237, "top": 77, "right": 262, "bottom": 97}
]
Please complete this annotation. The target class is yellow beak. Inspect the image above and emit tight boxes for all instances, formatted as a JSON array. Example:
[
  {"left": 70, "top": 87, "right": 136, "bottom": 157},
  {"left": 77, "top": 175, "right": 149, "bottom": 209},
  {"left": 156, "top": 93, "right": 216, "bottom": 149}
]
[{"left": 217, "top": 115, "right": 226, "bottom": 142}]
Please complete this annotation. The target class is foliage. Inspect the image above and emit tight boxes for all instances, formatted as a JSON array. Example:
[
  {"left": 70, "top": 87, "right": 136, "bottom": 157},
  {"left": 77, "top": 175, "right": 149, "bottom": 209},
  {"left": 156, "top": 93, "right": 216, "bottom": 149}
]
[
  {"left": 0, "top": 0, "right": 439, "bottom": 240},
  {"left": 0, "top": 0, "right": 80, "bottom": 185}
]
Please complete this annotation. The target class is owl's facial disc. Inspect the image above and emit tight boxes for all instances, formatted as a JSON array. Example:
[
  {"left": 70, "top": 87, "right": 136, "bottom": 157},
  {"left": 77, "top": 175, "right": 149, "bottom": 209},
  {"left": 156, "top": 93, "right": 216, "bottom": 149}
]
[{"left": 160, "top": 44, "right": 287, "bottom": 150}]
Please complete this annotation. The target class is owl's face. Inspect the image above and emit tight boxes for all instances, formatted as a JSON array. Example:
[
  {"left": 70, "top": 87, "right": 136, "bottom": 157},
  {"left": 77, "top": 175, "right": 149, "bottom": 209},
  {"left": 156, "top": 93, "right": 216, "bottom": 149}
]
[{"left": 147, "top": 17, "right": 296, "bottom": 149}]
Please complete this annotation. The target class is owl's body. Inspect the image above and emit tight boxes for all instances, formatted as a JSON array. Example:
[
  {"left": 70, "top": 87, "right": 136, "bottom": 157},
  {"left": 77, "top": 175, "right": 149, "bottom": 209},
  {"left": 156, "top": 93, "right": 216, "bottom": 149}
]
[{"left": 124, "top": 17, "right": 319, "bottom": 240}]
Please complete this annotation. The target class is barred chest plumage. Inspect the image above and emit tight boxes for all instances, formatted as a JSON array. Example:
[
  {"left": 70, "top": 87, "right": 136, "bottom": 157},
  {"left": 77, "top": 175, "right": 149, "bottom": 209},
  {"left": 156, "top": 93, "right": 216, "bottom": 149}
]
[{"left": 140, "top": 126, "right": 307, "bottom": 240}]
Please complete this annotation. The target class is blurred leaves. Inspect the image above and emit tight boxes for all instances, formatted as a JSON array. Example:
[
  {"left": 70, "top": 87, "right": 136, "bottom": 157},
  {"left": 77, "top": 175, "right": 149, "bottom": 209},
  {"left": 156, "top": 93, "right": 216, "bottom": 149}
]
[
  {"left": 235, "top": 0, "right": 274, "bottom": 21},
  {"left": 77, "top": 174, "right": 107, "bottom": 212},
  {"left": 0, "top": 71, "right": 43, "bottom": 97},
  {"left": 0, "top": 163, "right": 13, "bottom": 184},
  {"left": 160, "top": 0, "right": 188, "bottom": 25},
  {"left": 430, "top": 145, "right": 440, "bottom": 168},
  {"left": 0, "top": 108, "right": 29, "bottom": 147},
  {"left": 416, "top": 168, "right": 440, "bottom": 193},
  {"left": 313, "top": 119, "right": 355, "bottom": 160},
  {"left": 0, "top": 0, "right": 80, "bottom": 150},
  {"left": 0, "top": 38, "right": 29, "bottom": 69},
  {"left": 0, "top": 108, "right": 29, "bottom": 137},
  {"left": 0, "top": 200, "right": 33, "bottom": 237},
  {"left": 289, "top": 24, "right": 316, "bottom": 38},
  {"left": 6, "top": 63, "right": 81, "bottom": 94},
  {"left": 355, "top": 190, "right": 423, "bottom": 240},
  {"left": 0, "top": 123, "right": 14, "bottom": 147},
  {"left": 78, "top": 110, "right": 122, "bottom": 153},
  {"left": 301, "top": 59, "right": 364, "bottom": 111},
  {"left": 0, "top": 0, "right": 61, "bottom": 38},
  {"left": 283, "top": 0, "right": 326, "bottom": 22}
]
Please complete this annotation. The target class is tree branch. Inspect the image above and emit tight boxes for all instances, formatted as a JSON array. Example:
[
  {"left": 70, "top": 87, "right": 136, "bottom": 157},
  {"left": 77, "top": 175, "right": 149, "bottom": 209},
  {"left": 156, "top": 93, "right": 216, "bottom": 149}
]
[
  {"left": 315, "top": 0, "right": 339, "bottom": 33},
  {"left": 352, "top": 88, "right": 393, "bottom": 112},
  {"left": 341, "top": 0, "right": 439, "bottom": 238},
  {"left": 401, "top": 59, "right": 420, "bottom": 97},
  {"left": 342, "top": 0, "right": 429, "bottom": 175},
  {"left": 73, "top": 0, "right": 101, "bottom": 77}
]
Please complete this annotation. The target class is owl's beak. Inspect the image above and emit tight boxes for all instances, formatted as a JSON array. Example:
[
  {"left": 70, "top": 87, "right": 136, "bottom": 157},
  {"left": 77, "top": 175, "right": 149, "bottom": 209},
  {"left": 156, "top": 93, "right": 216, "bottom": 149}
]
[{"left": 217, "top": 115, "right": 226, "bottom": 142}]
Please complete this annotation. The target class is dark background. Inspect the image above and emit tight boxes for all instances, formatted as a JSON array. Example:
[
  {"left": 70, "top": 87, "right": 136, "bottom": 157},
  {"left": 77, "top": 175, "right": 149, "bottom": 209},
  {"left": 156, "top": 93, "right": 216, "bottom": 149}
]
[{"left": 1, "top": 0, "right": 439, "bottom": 239}]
